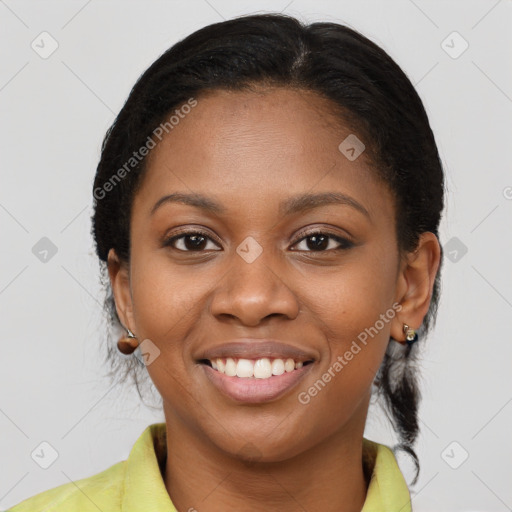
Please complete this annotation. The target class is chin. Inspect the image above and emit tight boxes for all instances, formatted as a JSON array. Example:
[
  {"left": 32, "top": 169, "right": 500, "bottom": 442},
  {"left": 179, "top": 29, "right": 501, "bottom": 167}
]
[{"left": 210, "top": 429, "right": 313, "bottom": 465}]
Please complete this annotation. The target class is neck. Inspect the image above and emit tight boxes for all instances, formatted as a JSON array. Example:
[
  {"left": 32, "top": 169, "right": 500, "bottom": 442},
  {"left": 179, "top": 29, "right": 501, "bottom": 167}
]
[{"left": 162, "top": 408, "right": 371, "bottom": 512}]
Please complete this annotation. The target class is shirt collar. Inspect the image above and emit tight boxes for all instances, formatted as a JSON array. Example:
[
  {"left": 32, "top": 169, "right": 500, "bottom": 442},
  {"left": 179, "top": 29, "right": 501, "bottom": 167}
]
[
  {"left": 361, "top": 438, "right": 412, "bottom": 511},
  {"left": 122, "top": 423, "right": 176, "bottom": 512},
  {"left": 122, "top": 423, "right": 411, "bottom": 511}
]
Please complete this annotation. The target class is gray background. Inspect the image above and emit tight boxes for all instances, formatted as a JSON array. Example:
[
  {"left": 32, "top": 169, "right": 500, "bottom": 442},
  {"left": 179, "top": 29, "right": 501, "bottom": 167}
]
[{"left": 1, "top": 1, "right": 511, "bottom": 510}]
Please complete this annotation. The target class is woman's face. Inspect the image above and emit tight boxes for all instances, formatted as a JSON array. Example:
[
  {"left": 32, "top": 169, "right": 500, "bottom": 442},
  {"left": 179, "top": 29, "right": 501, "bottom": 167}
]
[{"left": 111, "top": 87, "right": 407, "bottom": 461}]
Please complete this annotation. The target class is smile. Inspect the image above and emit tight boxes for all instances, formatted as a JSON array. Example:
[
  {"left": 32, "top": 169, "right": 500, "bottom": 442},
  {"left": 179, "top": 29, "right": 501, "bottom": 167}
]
[
  {"left": 201, "top": 357, "right": 313, "bottom": 379},
  {"left": 199, "top": 358, "right": 315, "bottom": 404}
]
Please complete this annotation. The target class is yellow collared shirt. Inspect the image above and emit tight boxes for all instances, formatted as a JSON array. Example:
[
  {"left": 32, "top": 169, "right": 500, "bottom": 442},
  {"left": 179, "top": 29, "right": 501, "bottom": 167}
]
[{"left": 9, "top": 423, "right": 412, "bottom": 511}]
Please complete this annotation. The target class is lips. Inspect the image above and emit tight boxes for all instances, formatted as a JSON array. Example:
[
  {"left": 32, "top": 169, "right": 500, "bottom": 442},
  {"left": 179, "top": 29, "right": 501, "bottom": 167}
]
[
  {"left": 202, "top": 363, "right": 314, "bottom": 403},
  {"left": 195, "top": 339, "right": 317, "bottom": 363},
  {"left": 195, "top": 339, "right": 317, "bottom": 403}
]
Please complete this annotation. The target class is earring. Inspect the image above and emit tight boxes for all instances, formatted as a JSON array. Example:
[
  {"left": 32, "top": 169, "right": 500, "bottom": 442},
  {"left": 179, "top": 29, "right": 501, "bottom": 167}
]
[
  {"left": 117, "top": 328, "right": 139, "bottom": 355},
  {"left": 403, "top": 324, "right": 418, "bottom": 345}
]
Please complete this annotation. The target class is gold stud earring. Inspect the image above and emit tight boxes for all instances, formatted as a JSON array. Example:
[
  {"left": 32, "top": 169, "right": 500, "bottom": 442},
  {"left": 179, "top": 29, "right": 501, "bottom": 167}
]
[
  {"left": 403, "top": 324, "right": 418, "bottom": 345},
  {"left": 117, "top": 328, "right": 139, "bottom": 355}
]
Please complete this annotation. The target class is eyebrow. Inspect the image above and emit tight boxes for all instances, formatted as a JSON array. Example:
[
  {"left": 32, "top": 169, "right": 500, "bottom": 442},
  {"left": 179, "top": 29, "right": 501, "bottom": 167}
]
[
  {"left": 151, "top": 191, "right": 370, "bottom": 219},
  {"left": 279, "top": 191, "right": 370, "bottom": 219}
]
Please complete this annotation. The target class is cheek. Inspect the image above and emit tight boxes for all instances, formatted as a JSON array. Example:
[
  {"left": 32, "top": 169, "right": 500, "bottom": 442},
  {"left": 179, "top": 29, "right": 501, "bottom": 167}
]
[
  {"left": 128, "top": 251, "right": 209, "bottom": 406},
  {"left": 296, "top": 273, "right": 395, "bottom": 441},
  {"left": 129, "top": 249, "right": 207, "bottom": 341},
  {"left": 314, "top": 248, "right": 398, "bottom": 341},
  {"left": 309, "top": 248, "right": 398, "bottom": 389}
]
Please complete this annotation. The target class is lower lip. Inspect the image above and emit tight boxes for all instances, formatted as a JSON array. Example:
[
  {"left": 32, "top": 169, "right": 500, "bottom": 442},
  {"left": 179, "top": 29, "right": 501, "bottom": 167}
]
[{"left": 201, "top": 363, "right": 314, "bottom": 404}]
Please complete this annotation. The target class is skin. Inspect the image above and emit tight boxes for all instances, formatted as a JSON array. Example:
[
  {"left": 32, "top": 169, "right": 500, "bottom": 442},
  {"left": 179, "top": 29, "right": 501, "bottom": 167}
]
[{"left": 108, "top": 87, "right": 441, "bottom": 512}]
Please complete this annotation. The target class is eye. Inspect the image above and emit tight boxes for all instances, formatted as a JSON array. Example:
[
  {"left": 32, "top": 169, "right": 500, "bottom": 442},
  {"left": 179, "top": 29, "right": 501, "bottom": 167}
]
[
  {"left": 163, "top": 228, "right": 353, "bottom": 253},
  {"left": 291, "top": 230, "right": 354, "bottom": 252},
  {"left": 163, "top": 230, "right": 221, "bottom": 252}
]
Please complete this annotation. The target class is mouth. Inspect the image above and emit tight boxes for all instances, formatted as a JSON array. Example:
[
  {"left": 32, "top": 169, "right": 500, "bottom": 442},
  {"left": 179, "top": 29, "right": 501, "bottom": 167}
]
[
  {"left": 199, "top": 357, "right": 314, "bottom": 379},
  {"left": 198, "top": 357, "right": 315, "bottom": 403},
  {"left": 195, "top": 339, "right": 317, "bottom": 403}
]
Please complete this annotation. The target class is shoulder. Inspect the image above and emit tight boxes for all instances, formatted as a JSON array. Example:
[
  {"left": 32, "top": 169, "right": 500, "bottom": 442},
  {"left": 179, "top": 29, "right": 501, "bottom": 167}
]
[{"left": 9, "top": 460, "right": 126, "bottom": 511}]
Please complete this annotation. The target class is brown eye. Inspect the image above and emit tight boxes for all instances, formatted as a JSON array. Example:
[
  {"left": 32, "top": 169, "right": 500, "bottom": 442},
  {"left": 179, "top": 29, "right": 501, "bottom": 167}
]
[
  {"left": 164, "top": 231, "right": 222, "bottom": 252},
  {"left": 291, "top": 231, "right": 354, "bottom": 252}
]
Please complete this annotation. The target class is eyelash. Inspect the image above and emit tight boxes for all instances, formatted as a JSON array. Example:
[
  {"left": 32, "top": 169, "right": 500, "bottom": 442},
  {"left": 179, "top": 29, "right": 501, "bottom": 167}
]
[{"left": 163, "top": 229, "right": 354, "bottom": 253}]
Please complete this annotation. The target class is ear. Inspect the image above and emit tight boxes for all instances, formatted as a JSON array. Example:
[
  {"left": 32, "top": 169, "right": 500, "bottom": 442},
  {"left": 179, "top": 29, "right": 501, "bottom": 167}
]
[
  {"left": 107, "top": 248, "right": 137, "bottom": 334},
  {"left": 391, "top": 232, "right": 441, "bottom": 342}
]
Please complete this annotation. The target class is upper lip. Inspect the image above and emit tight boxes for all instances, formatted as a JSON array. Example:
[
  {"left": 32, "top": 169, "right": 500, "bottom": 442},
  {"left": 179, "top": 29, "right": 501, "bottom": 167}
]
[{"left": 196, "top": 339, "right": 317, "bottom": 363}]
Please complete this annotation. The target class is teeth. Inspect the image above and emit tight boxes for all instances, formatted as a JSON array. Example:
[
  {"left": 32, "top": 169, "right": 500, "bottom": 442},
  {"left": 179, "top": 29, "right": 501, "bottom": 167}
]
[
  {"left": 254, "top": 358, "right": 272, "bottom": 379},
  {"left": 284, "top": 358, "right": 295, "bottom": 372},
  {"left": 225, "top": 357, "right": 237, "bottom": 377},
  {"left": 209, "top": 357, "right": 308, "bottom": 379},
  {"left": 236, "top": 359, "right": 254, "bottom": 378},
  {"left": 271, "top": 358, "right": 284, "bottom": 376}
]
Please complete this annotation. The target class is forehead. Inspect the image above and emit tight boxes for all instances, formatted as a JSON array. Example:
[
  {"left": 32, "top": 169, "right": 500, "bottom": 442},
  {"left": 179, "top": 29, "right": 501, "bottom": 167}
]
[{"left": 134, "top": 87, "right": 394, "bottom": 224}]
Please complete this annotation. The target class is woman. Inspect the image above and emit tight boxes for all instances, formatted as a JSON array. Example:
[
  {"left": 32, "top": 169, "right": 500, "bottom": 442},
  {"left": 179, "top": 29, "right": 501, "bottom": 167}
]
[{"left": 11, "top": 12, "right": 443, "bottom": 511}]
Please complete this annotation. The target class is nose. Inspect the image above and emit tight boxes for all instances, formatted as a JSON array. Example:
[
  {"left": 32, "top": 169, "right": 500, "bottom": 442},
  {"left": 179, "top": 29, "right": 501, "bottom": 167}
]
[{"left": 209, "top": 247, "right": 300, "bottom": 327}]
